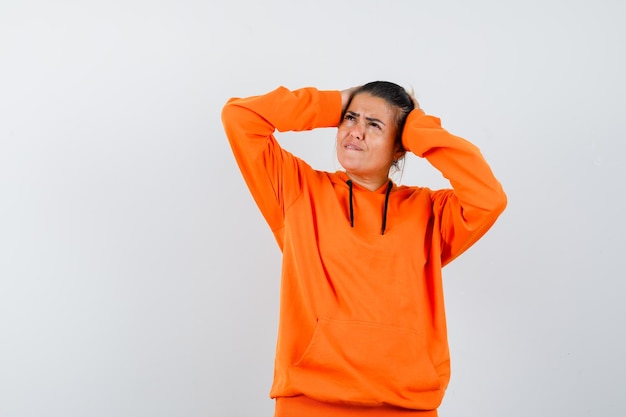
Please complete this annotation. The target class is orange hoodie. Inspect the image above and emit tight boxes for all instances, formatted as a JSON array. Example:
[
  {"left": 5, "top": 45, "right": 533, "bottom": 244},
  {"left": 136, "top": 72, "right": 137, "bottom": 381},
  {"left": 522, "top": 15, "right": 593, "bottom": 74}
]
[{"left": 221, "top": 87, "right": 507, "bottom": 416}]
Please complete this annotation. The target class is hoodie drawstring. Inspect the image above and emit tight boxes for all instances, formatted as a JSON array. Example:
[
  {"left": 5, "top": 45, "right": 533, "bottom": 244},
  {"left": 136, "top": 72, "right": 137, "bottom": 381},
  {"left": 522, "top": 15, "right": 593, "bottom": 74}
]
[
  {"left": 346, "top": 179, "right": 393, "bottom": 235},
  {"left": 347, "top": 180, "right": 354, "bottom": 227},
  {"left": 381, "top": 180, "right": 393, "bottom": 235}
]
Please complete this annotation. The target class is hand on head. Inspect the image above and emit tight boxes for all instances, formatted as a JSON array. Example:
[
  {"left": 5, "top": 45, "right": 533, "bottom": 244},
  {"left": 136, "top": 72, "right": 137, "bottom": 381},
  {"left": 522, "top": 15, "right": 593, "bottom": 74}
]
[
  {"left": 409, "top": 94, "right": 420, "bottom": 111},
  {"left": 340, "top": 86, "right": 360, "bottom": 114}
]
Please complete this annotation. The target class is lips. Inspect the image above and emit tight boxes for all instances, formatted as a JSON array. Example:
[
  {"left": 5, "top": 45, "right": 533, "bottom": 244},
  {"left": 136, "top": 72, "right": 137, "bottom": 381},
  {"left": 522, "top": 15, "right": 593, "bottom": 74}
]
[{"left": 344, "top": 142, "right": 363, "bottom": 151}]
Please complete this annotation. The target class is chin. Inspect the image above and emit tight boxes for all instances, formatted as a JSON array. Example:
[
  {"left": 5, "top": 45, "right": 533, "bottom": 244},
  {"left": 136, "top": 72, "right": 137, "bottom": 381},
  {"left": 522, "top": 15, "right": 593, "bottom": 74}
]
[{"left": 336, "top": 156, "right": 357, "bottom": 172}]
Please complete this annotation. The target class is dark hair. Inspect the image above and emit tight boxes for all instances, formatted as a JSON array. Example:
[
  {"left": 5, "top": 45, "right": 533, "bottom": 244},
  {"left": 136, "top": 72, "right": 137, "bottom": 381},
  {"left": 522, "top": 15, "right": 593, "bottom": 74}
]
[{"left": 342, "top": 81, "right": 415, "bottom": 149}]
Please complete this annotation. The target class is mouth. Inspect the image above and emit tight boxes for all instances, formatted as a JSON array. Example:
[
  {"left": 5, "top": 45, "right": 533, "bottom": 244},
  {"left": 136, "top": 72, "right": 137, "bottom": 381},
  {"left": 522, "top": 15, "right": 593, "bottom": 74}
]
[{"left": 344, "top": 143, "right": 363, "bottom": 151}]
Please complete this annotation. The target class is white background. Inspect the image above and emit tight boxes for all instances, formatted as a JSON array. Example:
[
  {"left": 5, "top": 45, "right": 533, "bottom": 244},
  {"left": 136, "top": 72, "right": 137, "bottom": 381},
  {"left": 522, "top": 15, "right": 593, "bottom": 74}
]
[{"left": 1, "top": 0, "right": 625, "bottom": 416}]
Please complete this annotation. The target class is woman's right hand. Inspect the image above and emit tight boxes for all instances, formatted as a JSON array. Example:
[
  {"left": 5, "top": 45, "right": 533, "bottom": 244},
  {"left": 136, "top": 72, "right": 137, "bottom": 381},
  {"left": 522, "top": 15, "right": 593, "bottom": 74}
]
[{"left": 340, "top": 86, "right": 360, "bottom": 114}]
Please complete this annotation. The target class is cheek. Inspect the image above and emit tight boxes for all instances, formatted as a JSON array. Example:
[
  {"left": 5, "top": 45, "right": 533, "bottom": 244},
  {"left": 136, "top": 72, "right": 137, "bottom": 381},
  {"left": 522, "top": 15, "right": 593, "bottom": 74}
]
[{"left": 336, "top": 127, "right": 350, "bottom": 147}]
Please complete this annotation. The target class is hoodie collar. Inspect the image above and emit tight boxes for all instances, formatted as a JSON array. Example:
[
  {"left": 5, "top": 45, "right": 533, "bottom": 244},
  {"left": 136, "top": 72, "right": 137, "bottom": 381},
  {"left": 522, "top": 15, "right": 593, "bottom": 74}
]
[{"left": 336, "top": 171, "right": 394, "bottom": 235}]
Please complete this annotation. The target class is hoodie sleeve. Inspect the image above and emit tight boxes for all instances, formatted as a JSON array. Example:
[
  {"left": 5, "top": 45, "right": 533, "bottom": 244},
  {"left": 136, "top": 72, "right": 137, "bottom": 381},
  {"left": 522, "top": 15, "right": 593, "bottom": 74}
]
[
  {"left": 401, "top": 109, "right": 507, "bottom": 266},
  {"left": 221, "top": 86, "right": 342, "bottom": 246}
]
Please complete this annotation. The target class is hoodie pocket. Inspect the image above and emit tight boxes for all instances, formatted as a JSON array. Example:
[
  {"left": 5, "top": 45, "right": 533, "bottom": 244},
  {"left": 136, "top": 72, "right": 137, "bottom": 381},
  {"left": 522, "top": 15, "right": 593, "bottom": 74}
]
[{"left": 288, "top": 317, "right": 443, "bottom": 408}]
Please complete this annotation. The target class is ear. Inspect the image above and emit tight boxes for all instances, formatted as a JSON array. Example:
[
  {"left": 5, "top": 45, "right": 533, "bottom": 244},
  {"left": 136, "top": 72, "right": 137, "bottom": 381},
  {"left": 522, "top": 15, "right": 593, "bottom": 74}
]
[{"left": 393, "top": 146, "right": 406, "bottom": 161}]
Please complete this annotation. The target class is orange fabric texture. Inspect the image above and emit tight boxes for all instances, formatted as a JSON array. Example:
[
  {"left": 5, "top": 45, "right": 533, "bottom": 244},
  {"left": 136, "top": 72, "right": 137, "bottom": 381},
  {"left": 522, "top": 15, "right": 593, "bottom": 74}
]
[
  {"left": 221, "top": 87, "right": 507, "bottom": 415},
  {"left": 276, "top": 395, "right": 439, "bottom": 417}
]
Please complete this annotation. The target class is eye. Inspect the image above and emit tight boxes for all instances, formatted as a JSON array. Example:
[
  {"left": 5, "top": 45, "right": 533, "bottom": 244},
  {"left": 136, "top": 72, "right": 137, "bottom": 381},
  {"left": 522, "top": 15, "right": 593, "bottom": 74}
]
[
  {"left": 369, "top": 121, "right": 381, "bottom": 130},
  {"left": 344, "top": 114, "right": 356, "bottom": 121}
]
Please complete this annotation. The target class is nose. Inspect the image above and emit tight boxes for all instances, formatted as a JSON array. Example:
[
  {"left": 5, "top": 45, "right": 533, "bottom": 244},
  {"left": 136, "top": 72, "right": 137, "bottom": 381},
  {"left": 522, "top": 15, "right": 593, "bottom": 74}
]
[{"left": 350, "top": 124, "right": 364, "bottom": 140}]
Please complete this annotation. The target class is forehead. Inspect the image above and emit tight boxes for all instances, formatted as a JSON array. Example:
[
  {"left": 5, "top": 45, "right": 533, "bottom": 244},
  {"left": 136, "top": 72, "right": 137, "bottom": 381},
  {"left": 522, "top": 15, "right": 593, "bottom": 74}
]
[{"left": 348, "top": 93, "right": 395, "bottom": 122}]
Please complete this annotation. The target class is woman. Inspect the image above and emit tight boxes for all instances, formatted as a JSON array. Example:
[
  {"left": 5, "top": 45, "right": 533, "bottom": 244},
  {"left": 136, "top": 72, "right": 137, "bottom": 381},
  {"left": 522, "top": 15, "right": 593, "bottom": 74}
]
[{"left": 221, "top": 81, "right": 507, "bottom": 416}]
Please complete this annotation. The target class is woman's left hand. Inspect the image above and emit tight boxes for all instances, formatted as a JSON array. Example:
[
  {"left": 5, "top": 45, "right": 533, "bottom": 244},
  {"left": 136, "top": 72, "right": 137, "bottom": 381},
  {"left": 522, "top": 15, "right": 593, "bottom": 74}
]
[{"left": 409, "top": 93, "right": 421, "bottom": 111}]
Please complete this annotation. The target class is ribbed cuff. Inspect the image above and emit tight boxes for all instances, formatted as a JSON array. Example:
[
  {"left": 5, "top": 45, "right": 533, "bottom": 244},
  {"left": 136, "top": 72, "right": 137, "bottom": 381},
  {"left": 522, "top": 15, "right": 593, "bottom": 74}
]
[{"left": 275, "top": 395, "right": 438, "bottom": 417}]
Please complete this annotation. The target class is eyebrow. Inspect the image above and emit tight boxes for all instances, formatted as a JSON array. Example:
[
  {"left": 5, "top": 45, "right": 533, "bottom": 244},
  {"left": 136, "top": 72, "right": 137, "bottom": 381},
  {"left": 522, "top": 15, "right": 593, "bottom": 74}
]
[{"left": 346, "top": 111, "right": 386, "bottom": 126}]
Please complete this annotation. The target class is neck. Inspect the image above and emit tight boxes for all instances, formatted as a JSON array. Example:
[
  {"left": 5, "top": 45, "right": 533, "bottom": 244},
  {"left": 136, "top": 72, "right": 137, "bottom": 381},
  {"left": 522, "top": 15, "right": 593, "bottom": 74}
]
[{"left": 345, "top": 172, "right": 390, "bottom": 192}]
